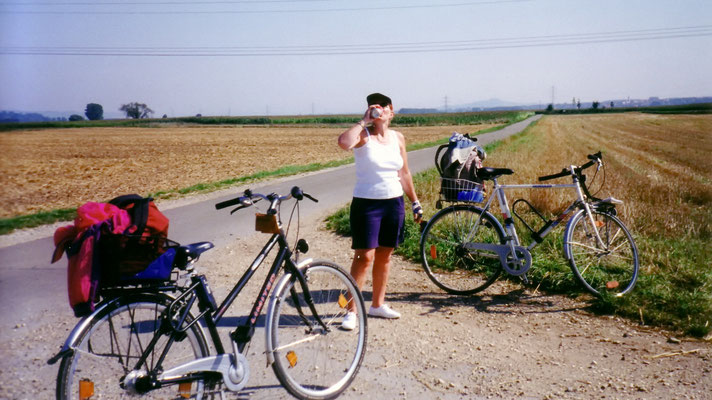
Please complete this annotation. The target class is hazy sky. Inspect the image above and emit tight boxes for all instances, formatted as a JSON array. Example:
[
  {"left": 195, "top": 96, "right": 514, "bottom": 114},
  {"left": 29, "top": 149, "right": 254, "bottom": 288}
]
[{"left": 1, "top": 0, "right": 710, "bottom": 117}]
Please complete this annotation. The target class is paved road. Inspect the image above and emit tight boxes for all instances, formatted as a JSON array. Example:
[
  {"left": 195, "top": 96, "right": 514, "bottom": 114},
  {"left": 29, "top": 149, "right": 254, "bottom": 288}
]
[{"left": 0, "top": 114, "right": 540, "bottom": 330}]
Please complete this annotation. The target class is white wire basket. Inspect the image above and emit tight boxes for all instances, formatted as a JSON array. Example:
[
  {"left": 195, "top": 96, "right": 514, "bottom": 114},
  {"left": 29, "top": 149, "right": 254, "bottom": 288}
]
[{"left": 440, "top": 177, "right": 485, "bottom": 203}]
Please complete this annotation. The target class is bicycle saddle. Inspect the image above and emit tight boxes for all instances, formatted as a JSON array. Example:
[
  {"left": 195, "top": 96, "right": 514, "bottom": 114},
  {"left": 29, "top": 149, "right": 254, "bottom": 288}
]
[
  {"left": 174, "top": 242, "right": 214, "bottom": 270},
  {"left": 477, "top": 167, "right": 514, "bottom": 180}
]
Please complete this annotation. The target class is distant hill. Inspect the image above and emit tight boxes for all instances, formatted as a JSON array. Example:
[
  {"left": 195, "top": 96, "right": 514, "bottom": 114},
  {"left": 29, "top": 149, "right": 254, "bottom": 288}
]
[
  {"left": 0, "top": 111, "right": 62, "bottom": 123},
  {"left": 413, "top": 96, "right": 712, "bottom": 113}
]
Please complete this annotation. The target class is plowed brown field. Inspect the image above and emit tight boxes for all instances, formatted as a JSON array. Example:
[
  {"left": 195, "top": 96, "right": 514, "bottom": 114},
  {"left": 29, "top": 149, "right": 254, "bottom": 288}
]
[{"left": 0, "top": 124, "right": 495, "bottom": 218}]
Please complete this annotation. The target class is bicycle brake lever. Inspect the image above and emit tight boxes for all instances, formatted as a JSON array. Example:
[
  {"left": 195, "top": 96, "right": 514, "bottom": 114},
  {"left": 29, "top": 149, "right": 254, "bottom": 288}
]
[{"left": 303, "top": 193, "right": 318, "bottom": 203}]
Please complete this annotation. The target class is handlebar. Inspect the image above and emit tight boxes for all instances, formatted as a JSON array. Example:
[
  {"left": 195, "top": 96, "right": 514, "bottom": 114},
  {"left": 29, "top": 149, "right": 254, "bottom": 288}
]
[
  {"left": 215, "top": 186, "right": 318, "bottom": 214},
  {"left": 538, "top": 151, "right": 602, "bottom": 182}
]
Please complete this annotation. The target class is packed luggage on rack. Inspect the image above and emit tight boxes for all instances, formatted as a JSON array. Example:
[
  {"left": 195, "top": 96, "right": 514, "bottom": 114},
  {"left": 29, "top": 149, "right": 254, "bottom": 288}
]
[{"left": 51, "top": 195, "right": 176, "bottom": 317}]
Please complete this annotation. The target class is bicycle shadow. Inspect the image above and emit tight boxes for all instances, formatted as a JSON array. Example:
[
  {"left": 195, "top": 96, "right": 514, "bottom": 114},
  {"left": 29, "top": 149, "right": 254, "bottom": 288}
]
[{"left": 361, "top": 287, "right": 591, "bottom": 317}]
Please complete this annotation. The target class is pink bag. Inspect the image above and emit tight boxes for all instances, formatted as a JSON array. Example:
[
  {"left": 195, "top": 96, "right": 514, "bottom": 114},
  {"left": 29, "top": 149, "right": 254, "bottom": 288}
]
[{"left": 52, "top": 203, "right": 132, "bottom": 317}]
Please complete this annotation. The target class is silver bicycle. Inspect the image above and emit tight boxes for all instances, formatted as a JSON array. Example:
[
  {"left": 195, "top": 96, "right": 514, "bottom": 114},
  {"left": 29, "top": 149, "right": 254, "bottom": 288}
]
[{"left": 420, "top": 151, "right": 639, "bottom": 297}]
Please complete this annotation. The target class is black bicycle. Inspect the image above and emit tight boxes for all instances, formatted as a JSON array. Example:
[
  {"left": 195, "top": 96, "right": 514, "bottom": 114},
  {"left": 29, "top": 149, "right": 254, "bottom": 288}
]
[{"left": 50, "top": 186, "right": 367, "bottom": 400}]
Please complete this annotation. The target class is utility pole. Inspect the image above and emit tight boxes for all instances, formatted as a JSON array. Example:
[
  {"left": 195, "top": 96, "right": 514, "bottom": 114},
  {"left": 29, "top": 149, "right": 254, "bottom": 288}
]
[{"left": 551, "top": 86, "right": 555, "bottom": 108}]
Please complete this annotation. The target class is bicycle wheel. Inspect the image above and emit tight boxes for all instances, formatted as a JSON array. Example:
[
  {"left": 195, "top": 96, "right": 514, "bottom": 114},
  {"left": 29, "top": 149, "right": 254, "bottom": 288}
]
[
  {"left": 57, "top": 292, "right": 210, "bottom": 399},
  {"left": 268, "top": 261, "right": 367, "bottom": 400},
  {"left": 420, "top": 204, "right": 506, "bottom": 295},
  {"left": 564, "top": 210, "right": 639, "bottom": 296}
]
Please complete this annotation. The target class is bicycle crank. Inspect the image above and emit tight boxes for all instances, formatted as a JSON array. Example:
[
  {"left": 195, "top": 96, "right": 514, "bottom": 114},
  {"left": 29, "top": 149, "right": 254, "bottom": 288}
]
[{"left": 464, "top": 243, "right": 532, "bottom": 276}]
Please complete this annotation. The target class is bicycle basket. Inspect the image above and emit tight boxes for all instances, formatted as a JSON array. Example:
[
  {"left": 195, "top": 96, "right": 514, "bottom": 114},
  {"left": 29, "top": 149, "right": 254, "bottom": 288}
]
[
  {"left": 440, "top": 177, "right": 485, "bottom": 203},
  {"left": 255, "top": 213, "right": 280, "bottom": 234},
  {"left": 98, "top": 233, "right": 179, "bottom": 285}
]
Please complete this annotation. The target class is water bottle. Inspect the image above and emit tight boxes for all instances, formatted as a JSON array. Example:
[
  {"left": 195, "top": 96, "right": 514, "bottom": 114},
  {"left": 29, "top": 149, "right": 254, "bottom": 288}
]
[{"left": 370, "top": 107, "right": 383, "bottom": 119}]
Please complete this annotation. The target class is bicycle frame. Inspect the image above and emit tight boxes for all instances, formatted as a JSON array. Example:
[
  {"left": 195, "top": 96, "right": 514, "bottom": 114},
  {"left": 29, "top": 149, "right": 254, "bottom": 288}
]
[
  {"left": 130, "top": 227, "right": 329, "bottom": 391},
  {"left": 476, "top": 165, "right": 605, "bottom": 253}
]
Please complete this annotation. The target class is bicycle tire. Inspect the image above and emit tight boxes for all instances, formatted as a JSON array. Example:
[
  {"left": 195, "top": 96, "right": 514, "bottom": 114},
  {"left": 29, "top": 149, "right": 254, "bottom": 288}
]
[
  {"left": 420, "top": 204, "right": 506, "bottom": 295},
  {"left": 56, "top": 292, "right": 210, "bottom": 399},
  {"left": 268, "top": 261, "right": 367, "bottom": 400},
  {"left": 564, "top": 210, "right": 639, "bottom": 296}
]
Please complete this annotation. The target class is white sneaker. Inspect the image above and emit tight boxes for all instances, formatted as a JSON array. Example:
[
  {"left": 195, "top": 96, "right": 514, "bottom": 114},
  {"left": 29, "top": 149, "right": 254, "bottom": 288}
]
[
  {"left": 341, "top": 312, "right": 357, "bottom": 331},
  {"left": 368, "top": 304, "right": 401, "bottom": 319}
]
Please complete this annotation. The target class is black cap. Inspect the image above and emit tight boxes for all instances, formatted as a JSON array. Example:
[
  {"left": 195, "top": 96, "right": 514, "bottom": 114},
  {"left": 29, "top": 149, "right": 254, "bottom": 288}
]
[{"left": 366, "top": 93, "right": 392, "bottom": 107}]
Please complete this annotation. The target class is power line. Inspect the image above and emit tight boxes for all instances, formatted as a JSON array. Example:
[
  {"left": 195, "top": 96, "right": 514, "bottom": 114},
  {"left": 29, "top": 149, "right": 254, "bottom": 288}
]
[
  {"left": 0, "top": 0, "right": 531, "bottom": 14},
  {"left": 2, "top": 25, "right": 710, "bottom": 56},
  {"left": 3, "top": 0, "right": 340, "bottom": 4}
]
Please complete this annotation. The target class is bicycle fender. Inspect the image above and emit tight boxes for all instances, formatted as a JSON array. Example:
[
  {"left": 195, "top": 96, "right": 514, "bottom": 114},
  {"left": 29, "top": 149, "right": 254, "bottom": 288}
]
[
  {"left": 264, "top": 270, "right": 296, "bottom": 366},
  {"left": 563, "top": 209, "right": 586, "bottom": 261},
  {"left": 48, "top": 297, "right": 124, "bottom": 364}
]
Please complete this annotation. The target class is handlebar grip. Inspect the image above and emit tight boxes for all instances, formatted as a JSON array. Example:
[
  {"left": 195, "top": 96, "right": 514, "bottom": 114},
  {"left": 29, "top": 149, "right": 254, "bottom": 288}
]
[
  {"left": 587, "top": 151, "right": 602, "bottom": 161},
  {"left": 215, "top": 197, "right": 242, "bottom": 210},
  {"left": 538, "top": 168, "right": 569, "bottom": 181}
]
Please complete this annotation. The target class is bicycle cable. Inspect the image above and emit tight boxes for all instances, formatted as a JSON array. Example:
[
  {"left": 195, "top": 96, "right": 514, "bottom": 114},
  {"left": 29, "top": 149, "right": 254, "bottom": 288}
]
[{"left": 285, "top": 199, "right": 301, "bottom": 255}]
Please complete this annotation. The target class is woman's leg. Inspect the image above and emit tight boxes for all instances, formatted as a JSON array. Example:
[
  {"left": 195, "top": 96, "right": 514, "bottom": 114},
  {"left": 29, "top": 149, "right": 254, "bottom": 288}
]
[
  {"left": 371, "top": 246, "right": 395, "bottom": 308},
  {"left": 349, "top": 248, "right": 375, "bottom": 311}
]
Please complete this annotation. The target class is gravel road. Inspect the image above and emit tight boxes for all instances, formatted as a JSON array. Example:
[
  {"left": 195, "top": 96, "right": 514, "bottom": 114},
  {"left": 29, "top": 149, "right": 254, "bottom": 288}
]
[{"left": 1, "top": 204, "right": 710, "bottom": 400}]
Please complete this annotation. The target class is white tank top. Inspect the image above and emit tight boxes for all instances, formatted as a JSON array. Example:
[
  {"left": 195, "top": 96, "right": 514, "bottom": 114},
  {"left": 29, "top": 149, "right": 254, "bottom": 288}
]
[{"left": 352, "top": 129, "right": 404, "bottom": 199}]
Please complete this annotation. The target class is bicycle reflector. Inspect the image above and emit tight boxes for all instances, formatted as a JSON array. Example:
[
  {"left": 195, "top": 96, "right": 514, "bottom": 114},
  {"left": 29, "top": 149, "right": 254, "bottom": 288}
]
[
  {"left": 286, "top": 351, "right": 298, "bottom": 368},
  {"left": 178, "top": 382, "right": 192, "bottom": 399},
  {"left": 606, "top": 281, "right": 620, "bottom": 290},
  {"left": 78, "top": 379, "right": 94, "bottom": 400},
  {"left": 430, "top": 245, "right": 438, "bottom": 259},
  {"left": 338, "top": 293, "right": 348, "bottom": 309}
]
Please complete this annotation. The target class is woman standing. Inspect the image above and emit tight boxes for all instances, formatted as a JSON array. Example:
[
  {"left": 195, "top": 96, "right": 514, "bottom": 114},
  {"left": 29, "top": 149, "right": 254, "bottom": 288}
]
[{"left": 337, "top": 93, "right": 423, "bottom": 330}]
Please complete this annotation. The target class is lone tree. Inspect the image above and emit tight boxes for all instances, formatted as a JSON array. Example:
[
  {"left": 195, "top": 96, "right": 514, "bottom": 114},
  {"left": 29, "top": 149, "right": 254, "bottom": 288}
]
[
  {"left": 120, "top": 102, "right": 154, "bottom": 119},
  {"left": 85, "top": 103, "right": 103, "bottom": 120},
  {"left": 69, "top": 114, "right": 84, "bottom": 121},
  {"left": 592, "top": 101, "right": 600, "bottom": 110}
]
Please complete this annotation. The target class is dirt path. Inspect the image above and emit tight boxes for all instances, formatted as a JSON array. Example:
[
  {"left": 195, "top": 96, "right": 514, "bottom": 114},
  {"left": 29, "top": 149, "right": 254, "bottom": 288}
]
[{"left": 1, "top": 208, "right": 710, "bottom": 399}]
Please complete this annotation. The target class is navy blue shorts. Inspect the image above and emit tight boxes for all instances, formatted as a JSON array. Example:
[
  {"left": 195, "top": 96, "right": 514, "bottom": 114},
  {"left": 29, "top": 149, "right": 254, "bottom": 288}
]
[{"left": 350, "top": 197, "right": 405, "bottom": 250}]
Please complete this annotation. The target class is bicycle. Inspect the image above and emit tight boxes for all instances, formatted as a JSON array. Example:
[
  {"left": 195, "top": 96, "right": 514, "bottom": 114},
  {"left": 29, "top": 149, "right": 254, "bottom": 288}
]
[
  {"left": 419, "top": 151, "right": 639, "bottom": 297},
  {"left": 49, "top": 186, "right": 367, "bottom": 400}
]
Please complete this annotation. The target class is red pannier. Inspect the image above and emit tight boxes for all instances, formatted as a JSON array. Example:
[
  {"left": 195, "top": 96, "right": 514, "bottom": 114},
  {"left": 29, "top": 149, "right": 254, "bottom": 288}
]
[{"left": 52, "top": 195, "right": 172, "bottom": 317}]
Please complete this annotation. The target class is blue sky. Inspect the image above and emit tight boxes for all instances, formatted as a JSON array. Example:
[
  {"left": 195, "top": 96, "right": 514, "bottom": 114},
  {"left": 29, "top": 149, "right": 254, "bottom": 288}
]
[{"left": 1, "top": 0, "right": 710, "bottom": 117}]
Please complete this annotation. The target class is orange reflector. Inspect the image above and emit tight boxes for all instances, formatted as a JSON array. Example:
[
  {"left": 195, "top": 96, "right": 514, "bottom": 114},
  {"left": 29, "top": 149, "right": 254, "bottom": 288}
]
[
  {"left": 286, "top": 351, "right": 298, "bottom": 368},
  {"left": 338, "top": 293, "right": 348, "bottom": 309},
  {"left": 430, "top": 245, "right": 437, "bottom": 259},
  {"left": 79, "top": 379, "right": 94, "bottom": 400},
  {"left": 178, "top": 382, "right": 192, "bottom": 398},
  {"left": 606, "top": 281, "right": 620, "bottom": 289},
  {"left": 595, "top": 220, "right": 605, "bottom": 228}
]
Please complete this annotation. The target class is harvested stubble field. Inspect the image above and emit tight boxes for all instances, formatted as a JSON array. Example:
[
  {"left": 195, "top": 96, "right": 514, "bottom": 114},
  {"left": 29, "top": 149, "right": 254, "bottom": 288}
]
[{"left": 0, "top": 123, "right": 496, "bottom": 219}]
